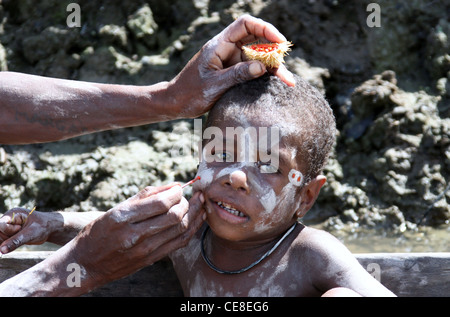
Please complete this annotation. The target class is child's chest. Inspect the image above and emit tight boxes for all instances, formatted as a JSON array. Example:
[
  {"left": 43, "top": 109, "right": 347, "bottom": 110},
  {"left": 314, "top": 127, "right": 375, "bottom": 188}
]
[
  {"left": 171, "top": 236, "right": 319, "bottom": 297},
  {"left": 185, "top": 261, "right": 303, "bottom": 297}
]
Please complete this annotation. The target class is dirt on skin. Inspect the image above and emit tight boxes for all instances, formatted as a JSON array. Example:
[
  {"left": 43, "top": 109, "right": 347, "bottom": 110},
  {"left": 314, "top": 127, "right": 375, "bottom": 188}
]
[{"left": 0, "top": 1, "right": 448, "bottom": 247}]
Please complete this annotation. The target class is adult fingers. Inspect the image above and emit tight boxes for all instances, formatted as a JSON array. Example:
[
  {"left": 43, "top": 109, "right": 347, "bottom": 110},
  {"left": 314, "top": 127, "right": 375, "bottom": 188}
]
[
  {"left": 0, "top": 221, "right": 22, "bottom": 237},
  {"left": 208, "top": 59, "right": 295, "bottom": 94},
  {"left": 271, "top": 64, "right": 296, "bottom": 87},
  {"left": 135, "top": 192, "right": 206, "bottom": 264},
  {"left": 210, "top": 15, "right": 286, "bottom": 68},
  {"left": 217, "top": 60, "right": 267, "bottom": 87},
  {"left": 0, "top": 231, "right": 30, "bottom": 254},
  {"left": 0, "top": 210, "right": 26, "bottom": 239},
  {"left": 134, "top": 183, "right": 180, "bottom": 200},
  {"left": 224, "top": 14, "right": 286, "bottom": 44},
  {"left": 110, "top": 184, "right": 183, "bottom": 224},
  {"left": 104, "top": 192, "right": 205, "bottom": 272},
  {"left": 127, "top": 195, "right": 191, "bottom": 244},
  {"left": 131, "top": 191, "right": 205, "bottom": 243}
]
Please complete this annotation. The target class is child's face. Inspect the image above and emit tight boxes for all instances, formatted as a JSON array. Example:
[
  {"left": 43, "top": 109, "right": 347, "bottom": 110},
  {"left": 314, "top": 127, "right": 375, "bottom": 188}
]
[{"left": 193, "top": 113, "right": 306, "bottom": 242}]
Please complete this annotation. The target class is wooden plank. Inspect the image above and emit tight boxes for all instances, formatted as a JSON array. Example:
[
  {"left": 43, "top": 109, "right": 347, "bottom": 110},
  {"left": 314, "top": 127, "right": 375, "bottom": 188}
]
[
  {"left": 355, "top": 253, "right": 450, "bottom": 297},
  {"left": 84, "top": 258, "right": 183, "bottom": 297},
  {"left": 0, "top": 251, "right": 183, "bottom": 297},
  {"left": 0, "top": 251, "right": 448, "bottom": 296}
]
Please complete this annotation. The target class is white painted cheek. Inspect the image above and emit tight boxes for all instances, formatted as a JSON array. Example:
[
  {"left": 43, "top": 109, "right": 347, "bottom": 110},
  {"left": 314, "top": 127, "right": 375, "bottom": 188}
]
[
  {"left": 260, "top": 188, "right": 277, "bottom": 215},
  {"left": 219, "top": 164, "right": 276, "bottom": 215},
  {"left": 253, "top": 187, "right": 277, "bottom": 233},
  {"left": 194, "top": 160, "right": 214, "bottom": 191},
  {"left": 253, "top": 182, "right": 299, "bottom": 233},
  {"left": 195, "top": 161, "right": 251, "bottom": 192},
  {"left": 276, "top": 182, "right": 300, "bottom": 217}
]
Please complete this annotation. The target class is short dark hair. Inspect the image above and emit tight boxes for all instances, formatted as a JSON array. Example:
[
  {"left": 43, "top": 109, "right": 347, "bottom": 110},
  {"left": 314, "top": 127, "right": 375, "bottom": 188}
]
[{"left": 206, "top": 74, "right": 336, "bottom": 181}]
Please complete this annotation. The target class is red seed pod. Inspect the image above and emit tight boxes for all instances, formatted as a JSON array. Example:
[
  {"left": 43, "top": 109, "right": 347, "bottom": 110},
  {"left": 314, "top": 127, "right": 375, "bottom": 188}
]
[{"left": 242, "top": 41, "right": 293, "bottom": 68}]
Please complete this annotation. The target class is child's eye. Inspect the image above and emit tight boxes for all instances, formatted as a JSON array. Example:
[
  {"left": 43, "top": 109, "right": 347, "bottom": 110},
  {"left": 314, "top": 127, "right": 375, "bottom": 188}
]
[
  {"left": 258, "top": 163, "right": 279, "bottom": 174},
  {"left": 215, "top": 151, "right": 232, "bottom": 162}
]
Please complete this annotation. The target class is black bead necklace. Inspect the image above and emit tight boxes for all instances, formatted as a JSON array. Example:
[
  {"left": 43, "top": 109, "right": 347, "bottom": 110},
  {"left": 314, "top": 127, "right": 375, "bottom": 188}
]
[{"left": 200, "top": 222, "right": 297, "bottom": 275}]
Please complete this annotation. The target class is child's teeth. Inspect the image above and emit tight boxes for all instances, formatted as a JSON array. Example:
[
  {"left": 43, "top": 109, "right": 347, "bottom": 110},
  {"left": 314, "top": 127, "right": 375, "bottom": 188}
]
[{"left": 217, "top": 201, "right": 245, "bottom": 218}]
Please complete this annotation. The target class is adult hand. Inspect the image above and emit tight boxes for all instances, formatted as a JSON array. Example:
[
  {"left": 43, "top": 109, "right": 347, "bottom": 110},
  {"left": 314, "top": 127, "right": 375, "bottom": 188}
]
[
  {"left": 70, "top": 183, "right": 206, "bottom": 289},
  {"left": 0, "top": 15, "right": 293, "bottom": 144},
  {"left": 0, "top": 208, "right": 55, "bottom": 253},
  {"left": 0, "top": 184, "right": 206, "bottom": 296},
  {"left": 169, "top": 14, "right": 295, "bottom": 119}
]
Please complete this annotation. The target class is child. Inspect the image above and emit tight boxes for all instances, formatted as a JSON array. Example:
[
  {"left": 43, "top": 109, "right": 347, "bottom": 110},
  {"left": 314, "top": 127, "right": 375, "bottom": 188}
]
[
  {"left": 0, "top": 74, "right": 395, "bottom": 297},
  {"left": 170, "top": 74, "right": 395, "bottom": 296}
]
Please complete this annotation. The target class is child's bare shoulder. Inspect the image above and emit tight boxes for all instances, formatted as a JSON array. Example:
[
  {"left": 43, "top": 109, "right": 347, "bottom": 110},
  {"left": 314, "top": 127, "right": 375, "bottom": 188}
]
[
  {"left": 289, "top": 225, "right": 357, "bottom": 271},
  {"left": 293, "top": 225, "right": 347, "bottom": 252},
  {"left": 290, "top": 225, "right": 396, "bottom": 296}
]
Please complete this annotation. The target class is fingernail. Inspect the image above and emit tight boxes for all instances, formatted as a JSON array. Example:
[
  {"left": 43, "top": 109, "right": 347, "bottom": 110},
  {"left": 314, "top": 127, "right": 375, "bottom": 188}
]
[
  {"left": 199, "top": 193, "right": 205, "bottom": 204},
  {"left": 202, "top": 212, "right": 207, "bottom": 221},
  {"left": 1, "top": 246, "right": 8, "bottom": 254},
  {"left": 286, "top": 71, "right": 295, "bottom": 86},
  {"left": 249, "top": 62, "right": 264, "bottom": 77}
]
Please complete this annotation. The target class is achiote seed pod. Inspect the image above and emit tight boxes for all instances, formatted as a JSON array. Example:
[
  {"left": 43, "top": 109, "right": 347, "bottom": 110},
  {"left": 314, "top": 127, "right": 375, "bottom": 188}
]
[{"left": 242, "top": 41, "right": 293, "bottom": 68}]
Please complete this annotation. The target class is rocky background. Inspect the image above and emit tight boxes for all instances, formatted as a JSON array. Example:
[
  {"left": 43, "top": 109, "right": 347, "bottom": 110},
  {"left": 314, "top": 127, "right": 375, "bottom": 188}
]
[{"left": 0, "top": 0, "right": 449, "bottom": 242}]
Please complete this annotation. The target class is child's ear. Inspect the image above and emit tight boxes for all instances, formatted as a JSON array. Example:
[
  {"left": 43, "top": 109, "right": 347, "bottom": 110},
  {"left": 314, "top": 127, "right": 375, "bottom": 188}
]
[{"left": 295, "top": 175, "right": 327, "bottom": 218}]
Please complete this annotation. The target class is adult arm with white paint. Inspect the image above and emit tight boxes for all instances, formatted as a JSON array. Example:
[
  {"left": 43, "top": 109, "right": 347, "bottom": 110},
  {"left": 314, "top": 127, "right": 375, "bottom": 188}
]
[
  {"left": 0, "top": 14, "right": 294, "bottom": 144},
  {"left": 0, "top": 184, "right": 206, "bottom": 296}
]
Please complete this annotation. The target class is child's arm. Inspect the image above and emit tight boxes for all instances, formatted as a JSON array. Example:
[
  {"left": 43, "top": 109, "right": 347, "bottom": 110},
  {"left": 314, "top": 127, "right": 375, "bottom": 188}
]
[
  {"left": 0, "top": 209, "right": 103, "bottom": 254},
  {"left": 303, "top": 229, "right": 396, "bottom": 297}
]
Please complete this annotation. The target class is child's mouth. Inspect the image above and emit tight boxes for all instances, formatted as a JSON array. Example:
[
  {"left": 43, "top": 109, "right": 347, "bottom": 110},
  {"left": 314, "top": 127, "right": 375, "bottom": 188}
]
[
  {"left": 217, "top": 201, "right": 246, "bottom": 218},
  {"left": 216, "top": 201, "right": 248, "bottom": 223}
]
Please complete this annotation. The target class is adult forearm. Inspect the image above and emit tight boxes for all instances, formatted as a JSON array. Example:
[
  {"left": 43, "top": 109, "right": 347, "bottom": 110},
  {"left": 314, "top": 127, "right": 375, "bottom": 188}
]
[
  {"left": 0, "top": 72, "right": 175, "bottom": 144},
  {"left": 1, "top": 16, "right": 295, "bottom": 145},
  {"left": 0, "top": 240, "right": 96, "bottom": 296},
  {"left": 0, "top": 185, "right": 206, "bottom": 296},
  {"left": 48, "top": 211, "right": 104, "bottom": 245}
]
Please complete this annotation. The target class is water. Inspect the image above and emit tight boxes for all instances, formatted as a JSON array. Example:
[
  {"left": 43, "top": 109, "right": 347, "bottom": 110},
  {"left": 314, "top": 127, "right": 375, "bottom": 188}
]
[{"left": 325, "top": 225, "right": 450, "bottom": 253}]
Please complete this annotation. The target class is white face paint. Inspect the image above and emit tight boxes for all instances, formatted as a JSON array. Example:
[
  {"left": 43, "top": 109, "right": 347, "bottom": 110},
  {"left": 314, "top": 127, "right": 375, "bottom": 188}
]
[
  {"left": 195, "top": 133, "right": 304, "bottom": 231},
  {"left": 253, "top": 181, "right": 300, "bottom": 233},
  {"left": 195, "top": 160, "right": 214, "bottom": 189},
  {"left": 194, "top": 112, "right": 303, "bottom": 238},
  {"left": 288, "top": 169, "right": 304, "bottom": 187}
]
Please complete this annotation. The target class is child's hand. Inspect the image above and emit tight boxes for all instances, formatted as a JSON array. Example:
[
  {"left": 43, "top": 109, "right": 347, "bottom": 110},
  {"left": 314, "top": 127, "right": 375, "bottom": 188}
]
[{"left": 0, "top": 208, "right": 52, "bottom": 254}]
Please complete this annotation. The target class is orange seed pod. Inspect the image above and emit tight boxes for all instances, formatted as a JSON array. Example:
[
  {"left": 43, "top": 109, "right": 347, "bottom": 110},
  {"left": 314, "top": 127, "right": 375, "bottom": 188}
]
[{"left": 242, "top": 41, "right": 293, "bottom": 68}]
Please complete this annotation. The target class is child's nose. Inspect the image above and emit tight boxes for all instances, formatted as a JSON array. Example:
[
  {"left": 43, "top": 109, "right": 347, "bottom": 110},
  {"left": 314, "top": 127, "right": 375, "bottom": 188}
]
[{"left": 226, "top": 170, "right": 250, "bottom": 193}]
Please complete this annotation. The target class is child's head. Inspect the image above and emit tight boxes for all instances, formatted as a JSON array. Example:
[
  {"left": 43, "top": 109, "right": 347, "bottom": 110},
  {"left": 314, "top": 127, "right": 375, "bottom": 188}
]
[{"left": 194, "top": 74, "right": 335, "bottom": 242}]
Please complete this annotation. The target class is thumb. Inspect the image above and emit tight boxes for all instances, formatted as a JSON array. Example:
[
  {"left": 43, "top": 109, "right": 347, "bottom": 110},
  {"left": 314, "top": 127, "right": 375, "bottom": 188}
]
[
  {"left": 0, "top": 232, "right": 27, "bottom": 254},
  {"left": 223, "top": 61, "right": 296, "bottom": 87},
  {"left": 222, "top": 61, "right": 266, "bottom": 86}
]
